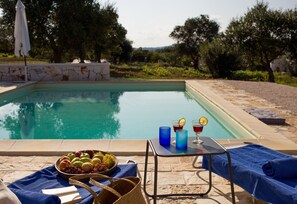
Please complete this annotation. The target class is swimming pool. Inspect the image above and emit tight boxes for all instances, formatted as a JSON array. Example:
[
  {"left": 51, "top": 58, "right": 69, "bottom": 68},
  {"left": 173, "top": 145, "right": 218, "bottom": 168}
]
[{"left": 0, "top": 81, "right": 255, "bottom": 140}]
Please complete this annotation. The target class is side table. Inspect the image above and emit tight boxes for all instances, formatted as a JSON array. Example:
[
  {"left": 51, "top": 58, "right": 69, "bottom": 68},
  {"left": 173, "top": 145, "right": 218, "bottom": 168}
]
[{"left": 143, "top": 136, "right": 235, "bottom": 204}]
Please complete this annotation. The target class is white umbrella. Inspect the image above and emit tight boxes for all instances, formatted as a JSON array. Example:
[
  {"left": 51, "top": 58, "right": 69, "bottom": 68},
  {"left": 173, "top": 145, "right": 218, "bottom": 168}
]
[{"left": 14, "top": 0, "right": 31, "bottom": 82}]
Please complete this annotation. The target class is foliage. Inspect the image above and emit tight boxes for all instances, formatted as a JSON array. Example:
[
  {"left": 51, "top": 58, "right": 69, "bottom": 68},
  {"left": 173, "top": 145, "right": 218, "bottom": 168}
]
[
  {"left": 0, "top": 0, "right": 130, "bottom": 63},
  {"left": 200, "top": 38, "right": 241, "bottom": 78},
  {"left": 170, "top": 15, "right": 219, "bottom": 70},
  {"left": 110, "top": 63, "right": 209, "bottom": 79},
  {"left": 285, "top": 8, "right": 297, "bottom": 64},
  {"left": 225, "top": 2, "right": 296, "bottom": 82},
  {"left": 230, "top": 70, "right": 267, "bottom": 81},
  {"left": 0, "top": 16, "right": 13, "bottom": 53},
  {"left": 0, "top": 55, "right": 48, "bottom": 64},
  {"left": 275, "top": 72, "right": 297, "bottom": 87},
  {"left": 230, "top": 70, "right": 297, "bottom": 87}
]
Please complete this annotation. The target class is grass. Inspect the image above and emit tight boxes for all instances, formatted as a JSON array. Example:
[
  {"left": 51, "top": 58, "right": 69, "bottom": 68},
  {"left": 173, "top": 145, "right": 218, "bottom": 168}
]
[{"left": 0, "top": 57, "right": 48, "bottom": 64}]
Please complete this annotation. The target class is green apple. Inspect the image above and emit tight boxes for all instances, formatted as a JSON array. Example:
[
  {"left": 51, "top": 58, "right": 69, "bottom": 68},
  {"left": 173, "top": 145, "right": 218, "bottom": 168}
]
[
  {"left": 71, "top": 157, "right": 81, "bottom": 164},
  {"left": 80, "top": 152, "right": 90, "bottom": 158},
  {"left": 67, "top": 153, "right": 76, "bottom": 161},
  {"left": 72, "top": 161, "right": 83, "bottom": 168},
  {"left": 80, "top": 157, "right": 91, "bottom": 163}
]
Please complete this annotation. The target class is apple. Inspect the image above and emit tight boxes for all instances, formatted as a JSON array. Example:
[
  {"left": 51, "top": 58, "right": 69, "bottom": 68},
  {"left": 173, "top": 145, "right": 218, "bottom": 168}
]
[
  {"left": 85, "top": 150, "right": 94, "bottom": 158},
  {"left": 80, "top": 157, "right": 91, "bottom": 163},
  {"left": 82, "top": 162, "right": 93, "bottom": 173},
  {"left": 59, "top": 156, "right": 70, "bottom": 163},
  {"left": 59, "top": 160, "right": 71, "bottom": 171},
  {"left": 72, "top": 161, "right": 83, "bottom": 168},
  {"left": 67, "top": 153, "right": 76, "bottom": 161},
  {"left": 71, "top": 157, "right": 81, "bottom": 164},
  {"left": 91, "top": 157, "right": 101, "bottom": 166},
  {"left": 80, "top": 152, "right": 90, "bottom": 158}
]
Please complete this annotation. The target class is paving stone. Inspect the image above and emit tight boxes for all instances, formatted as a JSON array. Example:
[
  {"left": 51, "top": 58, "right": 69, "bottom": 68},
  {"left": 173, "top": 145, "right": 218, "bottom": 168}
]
[{"left": 244, "top": 108, "right": 286, "bottom": 125}]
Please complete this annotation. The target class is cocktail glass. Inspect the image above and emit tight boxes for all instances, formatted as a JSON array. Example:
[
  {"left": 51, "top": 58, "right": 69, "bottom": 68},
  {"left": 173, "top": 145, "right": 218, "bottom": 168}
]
[
  {"left": 172, "top": 120, "right": 183, "bottom": 144},
  {"left": 192, "top": 120, "right": 203, "bottom": 144}
]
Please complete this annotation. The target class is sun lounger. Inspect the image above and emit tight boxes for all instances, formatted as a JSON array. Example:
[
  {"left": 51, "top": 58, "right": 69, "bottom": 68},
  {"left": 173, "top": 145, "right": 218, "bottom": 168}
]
[
  {"left": 202, "top": 144, "right": 297, "bottom": 204},
  {"left": 8, "top": 164, "right": 137, "bottom": 204}
]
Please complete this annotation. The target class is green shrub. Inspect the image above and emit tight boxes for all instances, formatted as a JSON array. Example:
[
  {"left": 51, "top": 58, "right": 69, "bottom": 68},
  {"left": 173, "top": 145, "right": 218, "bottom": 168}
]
[
  {"left": 275, "top": 73, "right": 297, "bottom": 87},
  {"left": 230, "top": 70, "right": 267, "bottom": 81}
]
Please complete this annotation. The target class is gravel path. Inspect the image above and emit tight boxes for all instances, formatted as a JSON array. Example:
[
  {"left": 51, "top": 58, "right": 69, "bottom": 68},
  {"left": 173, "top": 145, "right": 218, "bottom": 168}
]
[{"left": 222, "top": 80, "right": 297, "bottom": 114}]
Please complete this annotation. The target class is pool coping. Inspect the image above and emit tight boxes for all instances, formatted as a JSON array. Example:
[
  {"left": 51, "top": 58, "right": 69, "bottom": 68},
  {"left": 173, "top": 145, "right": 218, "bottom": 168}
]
[{"left": 1, "top": 80, "right": 297, "bottom": 156}]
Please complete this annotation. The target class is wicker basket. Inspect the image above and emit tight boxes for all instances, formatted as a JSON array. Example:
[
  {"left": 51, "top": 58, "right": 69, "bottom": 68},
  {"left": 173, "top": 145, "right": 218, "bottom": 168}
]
[{"left": 69, "top": 174, "right": 147, "bottom": 204}]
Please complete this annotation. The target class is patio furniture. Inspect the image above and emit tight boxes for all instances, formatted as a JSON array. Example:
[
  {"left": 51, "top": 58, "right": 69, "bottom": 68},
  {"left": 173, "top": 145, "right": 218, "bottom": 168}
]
[
  {"left": 8, "top": 164, "right": 137, "bottom": 204},
  {"left": 202, "top": 144, "right": 297, "bottom": 204},
  {"left": 143, "top": 136, "right": 235, "bottom": 204}
]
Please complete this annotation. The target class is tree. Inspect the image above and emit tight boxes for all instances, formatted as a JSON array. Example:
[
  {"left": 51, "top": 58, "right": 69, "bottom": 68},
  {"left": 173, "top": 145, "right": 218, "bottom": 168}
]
[
  {"left": 0, "top": 0, "right": 126, "bottom": 63},
  {"left": 285, "top": 8, "right": 297, "bottom": 63},
  {"left": 225, "top": 2, "right": 292, "bottom": 82},
  {"left": 119, "top": 39, "right": 133, "bottom": 63},
  {"left": 0, "top": 17, "right": 13, "bottom": 53},
  {"left": 55, "top": 0, "right": 97, "bottom": 63},
  {"left": 169, "top": 15, "right": 219, "bottom": 69},
  {"left": 201, "top": 37, "right": 241, "bottom": 78},
  {"left": 108, "top": 23, "right": 128, "bottom": 64}
]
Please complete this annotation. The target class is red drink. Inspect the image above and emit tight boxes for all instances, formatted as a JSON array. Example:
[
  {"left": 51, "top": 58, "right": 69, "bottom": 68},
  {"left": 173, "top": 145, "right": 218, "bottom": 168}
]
[
  {"left": 173, "top": 125, "right": 183, "bottom": 132},
  {"left": 193, "top": 125, "right": 203, "bottom": 133}
]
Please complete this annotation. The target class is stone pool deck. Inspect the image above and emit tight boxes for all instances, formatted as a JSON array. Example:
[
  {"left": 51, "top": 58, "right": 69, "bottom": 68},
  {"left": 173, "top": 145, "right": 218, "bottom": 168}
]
[{"left": 1, "top": 79, "right": 297, "bottom": 203}]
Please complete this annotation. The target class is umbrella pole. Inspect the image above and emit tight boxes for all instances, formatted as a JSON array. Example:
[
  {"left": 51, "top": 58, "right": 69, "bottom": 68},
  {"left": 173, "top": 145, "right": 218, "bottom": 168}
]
[{"left": 24, "top": 55, "right": 28, "bottom": 82}]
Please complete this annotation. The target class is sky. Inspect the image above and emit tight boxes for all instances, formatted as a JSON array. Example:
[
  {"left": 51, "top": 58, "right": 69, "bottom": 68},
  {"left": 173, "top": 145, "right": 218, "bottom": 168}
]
[{"left": 100, "top": 0, "right": 297, "bottom": 48}]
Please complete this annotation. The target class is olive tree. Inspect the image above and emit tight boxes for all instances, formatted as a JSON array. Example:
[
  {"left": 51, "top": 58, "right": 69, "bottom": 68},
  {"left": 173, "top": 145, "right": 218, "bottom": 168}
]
[
  {"left": 225, "top": 2, "right": 292, "bottom": 82},
  {"left": 169, "top": 15, "right": 219, "bottom": 70}
]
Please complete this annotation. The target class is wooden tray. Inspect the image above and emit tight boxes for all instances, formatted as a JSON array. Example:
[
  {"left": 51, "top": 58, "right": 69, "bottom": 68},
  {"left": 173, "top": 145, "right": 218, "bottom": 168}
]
[{"left": 55, "top": 150, "right": 118, "bottom": 179}]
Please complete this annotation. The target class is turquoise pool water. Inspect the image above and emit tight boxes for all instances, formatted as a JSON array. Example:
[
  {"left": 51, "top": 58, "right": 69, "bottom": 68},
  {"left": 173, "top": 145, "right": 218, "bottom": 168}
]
[{"left": 0, "top": 83, "right": 240, "bottom": 140}]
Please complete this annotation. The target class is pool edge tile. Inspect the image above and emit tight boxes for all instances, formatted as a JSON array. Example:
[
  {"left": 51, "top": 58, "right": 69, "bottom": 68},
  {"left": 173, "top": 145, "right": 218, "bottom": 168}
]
[
  {"left": 109, "top": 140, "right": 147, "bottom": 155},
  {"left": 3, "top": 140, "right": 63, "bottom": 155},
  {"left": 58, "top": 140, "right": 111, "bottom": 153}
]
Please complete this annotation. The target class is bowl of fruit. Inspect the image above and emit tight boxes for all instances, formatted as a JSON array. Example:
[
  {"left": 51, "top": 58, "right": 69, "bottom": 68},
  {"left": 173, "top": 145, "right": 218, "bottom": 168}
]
[{"left": 55, "top": 150, "right": 118, "bottom": 179}]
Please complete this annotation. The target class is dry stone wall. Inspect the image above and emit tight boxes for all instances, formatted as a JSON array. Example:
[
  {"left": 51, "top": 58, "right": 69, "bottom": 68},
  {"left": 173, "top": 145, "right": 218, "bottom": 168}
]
[{"left": 0, "top": 63, "right": 110, "bottom": 81}]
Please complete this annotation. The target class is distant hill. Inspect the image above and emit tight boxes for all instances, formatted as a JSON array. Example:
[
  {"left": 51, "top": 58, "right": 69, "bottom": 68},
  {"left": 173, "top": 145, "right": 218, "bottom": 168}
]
[{"left": 135, "top": 46, "right": 171, "bottom": 51}]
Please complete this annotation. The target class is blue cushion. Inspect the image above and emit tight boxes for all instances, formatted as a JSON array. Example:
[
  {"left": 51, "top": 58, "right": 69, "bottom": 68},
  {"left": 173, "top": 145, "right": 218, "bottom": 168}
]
[
  {"left": 262, "top": 158, "right": 297, "bottom": 179},
  {"left": 202, "top": 144, "right": 297, "bottom": 204},
  {"left": 8, "top": 164, "right": 137, "bottom": 204}
]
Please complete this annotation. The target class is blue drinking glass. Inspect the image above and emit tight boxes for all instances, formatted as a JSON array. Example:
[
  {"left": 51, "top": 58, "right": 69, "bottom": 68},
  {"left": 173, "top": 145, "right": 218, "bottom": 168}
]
[
  {"left": 159, "top": 126, "right": 171, "bottom": 146},
  {"left": 176, "top": 129, "right": 188, "bottom": 150}
]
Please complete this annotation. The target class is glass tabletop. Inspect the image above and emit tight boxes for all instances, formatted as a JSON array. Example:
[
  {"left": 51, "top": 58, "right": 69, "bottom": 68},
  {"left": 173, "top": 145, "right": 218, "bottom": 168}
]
[{"left": 149, "top": 136, "right": 227, "bottom": 157}]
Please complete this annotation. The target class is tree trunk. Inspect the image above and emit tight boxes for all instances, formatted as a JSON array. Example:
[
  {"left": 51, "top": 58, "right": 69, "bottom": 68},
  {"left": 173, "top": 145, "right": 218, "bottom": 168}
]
[
  {"left": 53, "top": 48, "right": 62, "bottom": 63},
  {"left": 193, "top": 58, "right": 199, "bottom": 70},
  {"left": 94, "top": 47, "right": 102, "bottom": 62},
  {"left": 265, "top": 63, "right": 275, "bottom": 82},
  {"left": 79, "top": 44, "right": 86, "bottom": 63}
]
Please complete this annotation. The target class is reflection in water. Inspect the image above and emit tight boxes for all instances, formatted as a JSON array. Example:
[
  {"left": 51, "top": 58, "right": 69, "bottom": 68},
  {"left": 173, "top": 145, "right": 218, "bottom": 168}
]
[
  {"left": 0, "top": 91, "right": 122, "bottom": 139},
  {"left": 0, "top": 90, "right": 237, "bottom": 140},
  {"left": 19, "top": 103, "right": 35, "bottom": 138}
]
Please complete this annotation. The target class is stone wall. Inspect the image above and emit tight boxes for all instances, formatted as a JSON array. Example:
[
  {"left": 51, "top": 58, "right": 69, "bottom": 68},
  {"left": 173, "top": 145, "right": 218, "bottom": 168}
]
[{"left": 0, "top": 63, "right": 110, "bottom": 81}]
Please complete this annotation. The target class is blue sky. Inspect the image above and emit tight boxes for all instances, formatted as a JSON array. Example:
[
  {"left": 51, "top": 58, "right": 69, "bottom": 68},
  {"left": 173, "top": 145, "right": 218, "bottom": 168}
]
[{"left": 101, "top": 0, "right": 296, "bottom": 48}]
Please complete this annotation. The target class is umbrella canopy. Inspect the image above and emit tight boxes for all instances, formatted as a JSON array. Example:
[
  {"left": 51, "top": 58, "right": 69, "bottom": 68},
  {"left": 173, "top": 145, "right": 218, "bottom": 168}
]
[{"left": 14, "top": 0, "right": 30, "bottom": 57}]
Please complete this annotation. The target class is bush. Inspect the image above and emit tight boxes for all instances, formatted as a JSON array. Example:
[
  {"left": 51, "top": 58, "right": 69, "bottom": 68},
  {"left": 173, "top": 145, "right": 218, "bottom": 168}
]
[
  {"left": 201, "top": 40, "right": 240, "bottom": 78},
  {"left": 230, "top": 70, "right": 267, "bottom": 81}
]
